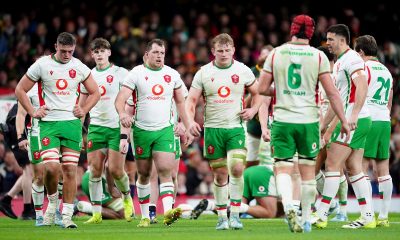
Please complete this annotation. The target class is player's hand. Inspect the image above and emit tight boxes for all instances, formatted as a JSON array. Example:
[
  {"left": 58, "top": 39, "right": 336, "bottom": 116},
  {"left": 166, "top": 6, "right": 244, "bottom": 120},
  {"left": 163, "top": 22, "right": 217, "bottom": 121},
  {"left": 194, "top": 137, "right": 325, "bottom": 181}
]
[
  {"left": 119, "top": 112, "right": 132, "bottom": 128},
  {"left": 174, "top": 122, "right": 186, "bottom": 137},
  {"left": 183, "top": 131, "right": 194, "bottom": 146},
  {"left": 322, "top": 129, "right": 333, "bottom": 146},
  {"left": 340, "top": 121, "right": 351, "bottom": 143},
  {"left": 320, "top": 123, "right": 328, "bottom": 135},
  {"left": 32, "top": 105, "right": 49, "bottom": 118},
  {"left": 188, "top": 122, "right": 202, "bottom": 137},
  {"left": 261, "top": 128, "right": 270, "bottom": 142},
  {"left": 239, "top": 108, "right": 257, "bottom": 121},
  {"left": 119, "top": 139, "right": 129, "bottom": 154},
  {"left": 18, "top": 139, "right": 29, "bottom": 151},
  {"left": 73, "top": 105, "right": 86, "bottom": 118},
  {"left": 348, "top": 114, "right": 358, "bottom": 131}
]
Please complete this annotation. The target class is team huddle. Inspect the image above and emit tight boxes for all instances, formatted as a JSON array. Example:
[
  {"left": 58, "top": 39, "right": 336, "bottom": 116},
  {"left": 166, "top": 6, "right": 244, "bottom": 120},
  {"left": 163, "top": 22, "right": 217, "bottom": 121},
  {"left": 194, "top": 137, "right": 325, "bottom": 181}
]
[{"left": 10, "top": 13, "right": 393, "bottom": 233}]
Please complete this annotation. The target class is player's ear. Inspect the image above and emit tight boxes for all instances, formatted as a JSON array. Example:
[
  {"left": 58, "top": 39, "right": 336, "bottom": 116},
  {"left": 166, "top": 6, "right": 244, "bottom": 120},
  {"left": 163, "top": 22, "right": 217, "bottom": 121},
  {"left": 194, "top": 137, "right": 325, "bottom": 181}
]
[
  {"left": 54, "top": 43, "right": 58, "bottom": 51},
  {"left": 211, "top": 48, "right": 215, "bottom": 56}
]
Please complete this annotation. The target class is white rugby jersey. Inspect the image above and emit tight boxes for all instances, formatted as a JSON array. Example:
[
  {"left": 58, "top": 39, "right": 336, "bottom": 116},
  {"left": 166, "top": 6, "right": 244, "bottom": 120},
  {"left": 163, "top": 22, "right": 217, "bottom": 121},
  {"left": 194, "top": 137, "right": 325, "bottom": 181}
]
[
  {"left": 264, "top": 42, "right": 330, "bottom": 123},
  {"left": 332, "top": 49, "right": 369, "bottom": 118},
  {"left": 27, "top": 54, "right": 91, "bottom": 121},
  {"left": 81, "top": 64, "right": 128, "bottom": 128},
  {"left": 191, "top": 60, "right": 255, "bottom": 128},
  {"left": 365, "top": 59, "right": 393, "bottom": 121},
  {"left": 123, "top": 64, "right": 182, "bottom": 131}
]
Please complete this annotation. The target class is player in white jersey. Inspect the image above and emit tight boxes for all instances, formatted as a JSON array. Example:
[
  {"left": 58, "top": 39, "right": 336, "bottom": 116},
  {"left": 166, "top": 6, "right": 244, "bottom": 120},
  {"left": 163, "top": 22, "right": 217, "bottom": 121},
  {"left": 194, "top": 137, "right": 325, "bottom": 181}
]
[
  {"left": 115, "top": 39, "right": 193, "bottom": 227},
  {"left": 355, "top": 35, "right": 393, "bottom": 227},
  {"left": 313, "top": 46, "right": 349, "bottom": 222},
  {"left": 186, "top": 33, "right": 261, "bottom": 230},
  {"left": 315, "top": 24, "right": 375, "bottom": 229},
  {"left": 15, "top": 32, "right": 100, "bottom": 228},
  {"left": 78, "top": 38, "right": 133, "bottom": 224},
  {"left": 258, "top": 15, "right": 349, "bottom": 233},
  {"left": 148, "top": 82, "right": 189, "bottom": 224}
]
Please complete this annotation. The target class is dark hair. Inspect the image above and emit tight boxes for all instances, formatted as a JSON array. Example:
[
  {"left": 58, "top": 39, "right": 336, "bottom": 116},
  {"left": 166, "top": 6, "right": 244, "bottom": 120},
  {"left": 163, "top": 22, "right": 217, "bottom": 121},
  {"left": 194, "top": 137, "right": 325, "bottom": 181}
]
[
  {"left": 354, "top": 35, "right": 378, "bottom": 57},
  {"left": 56, "top": 32, "right": 76, "bottom": 46},
  {"left": 90, "top": 38, "right": 111, "bottom": 51},
  {"left": 317, "top": 46, "right": 335, "bottom": 61},
  {"left": 327, "top": 24, "right": 350, "bottom": 45},
  {"left": 146, "top": 39, "right": 166, "bottom": 52}
]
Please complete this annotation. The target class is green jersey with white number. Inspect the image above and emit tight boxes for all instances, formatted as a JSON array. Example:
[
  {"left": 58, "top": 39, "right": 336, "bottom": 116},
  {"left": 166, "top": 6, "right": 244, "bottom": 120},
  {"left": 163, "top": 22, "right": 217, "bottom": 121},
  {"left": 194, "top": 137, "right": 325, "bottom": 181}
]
[
  {"left": 263, "top": 42, "right": 330, "bottom": 123},
  {"left": 365, "top": 59, "right": 393, "bottom": 121}
]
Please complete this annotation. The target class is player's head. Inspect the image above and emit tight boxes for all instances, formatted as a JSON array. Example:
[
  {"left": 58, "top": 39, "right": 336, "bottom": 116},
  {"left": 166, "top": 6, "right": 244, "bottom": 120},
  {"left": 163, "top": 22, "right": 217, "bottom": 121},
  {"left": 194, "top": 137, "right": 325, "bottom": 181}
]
[
  {"left": 290, "top": 14, "right": 315, "bottom": 40},
  {"left": 317, "top": 46, "right": 335, "bottom": 62},
  {"left": 211, "top": 33, "right": 235, "bottom": 68},
  {"left": 55, "top": 32, "right": 76, "bottom": 63},
  {"left": 326, "top": 24, "right": 350, "bottom": 56},
  {"left": 90, "top": 38, "right": 112, "bottom": 66},
  {"left": 354, "top": 35, "right": 378, "bottom": 58},
  {"left": 145, "top": 39, "right": 166, "bottom": 69},
  {"left": 257, "top": 45, "right": 273, "bottom": 67}
]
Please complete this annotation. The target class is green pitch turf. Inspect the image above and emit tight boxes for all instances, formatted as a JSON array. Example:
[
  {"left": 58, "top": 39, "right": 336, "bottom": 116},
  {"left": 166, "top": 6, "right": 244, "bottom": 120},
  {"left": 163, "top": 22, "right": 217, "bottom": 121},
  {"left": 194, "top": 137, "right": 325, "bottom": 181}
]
[{"left": 0, "top": 214, "right": 399, "bottom": 240}]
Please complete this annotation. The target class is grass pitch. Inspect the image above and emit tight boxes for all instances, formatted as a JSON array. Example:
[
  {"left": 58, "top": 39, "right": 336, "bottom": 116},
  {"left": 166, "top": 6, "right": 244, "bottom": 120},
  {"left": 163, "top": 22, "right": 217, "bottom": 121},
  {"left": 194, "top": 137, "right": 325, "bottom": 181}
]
[{"left": 0, "top": 214, "right": 399, "bottom": 240}]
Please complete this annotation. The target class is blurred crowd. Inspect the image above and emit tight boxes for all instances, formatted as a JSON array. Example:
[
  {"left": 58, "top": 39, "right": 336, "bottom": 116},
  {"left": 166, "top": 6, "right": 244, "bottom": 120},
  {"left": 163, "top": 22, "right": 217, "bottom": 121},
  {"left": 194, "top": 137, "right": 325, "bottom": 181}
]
[{"left": 1, "top": 0, "right": 400, "bottom": 197}]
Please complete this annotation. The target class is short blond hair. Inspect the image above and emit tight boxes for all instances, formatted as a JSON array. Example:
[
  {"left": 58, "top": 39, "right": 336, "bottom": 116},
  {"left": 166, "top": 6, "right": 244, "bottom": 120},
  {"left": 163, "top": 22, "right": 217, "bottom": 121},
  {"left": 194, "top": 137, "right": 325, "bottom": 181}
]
[{"left": 211, "top": 33, "right": 234, "bottom": 48}]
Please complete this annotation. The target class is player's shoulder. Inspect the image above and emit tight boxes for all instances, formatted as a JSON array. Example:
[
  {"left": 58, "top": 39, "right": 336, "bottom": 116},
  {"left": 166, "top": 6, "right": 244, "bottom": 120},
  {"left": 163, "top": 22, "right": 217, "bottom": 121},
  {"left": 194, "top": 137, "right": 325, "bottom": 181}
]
[
  {"left": 162, "top": 64, "right": 179, "bottom": 74},
  {"left": 113, "top": 65, "right": 129, "bottom": 74},
  {"left": 198, "top": 61, "right": 214, "bottom": 72},
  {"left": 34, "top": 55, "right": 52, "bottom": 65},
  {"left": 129, "top": 64, "right": 144, "bottom": 74}
]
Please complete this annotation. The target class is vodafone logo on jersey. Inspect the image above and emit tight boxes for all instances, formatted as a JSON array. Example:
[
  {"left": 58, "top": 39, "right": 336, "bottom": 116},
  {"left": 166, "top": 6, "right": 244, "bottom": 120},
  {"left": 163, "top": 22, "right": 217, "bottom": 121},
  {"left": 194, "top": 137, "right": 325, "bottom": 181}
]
[
  {"left": 152, "top": 84, "right": 164, "bottom": 96},
  {"left": 217, "top": 86, "right": 230, "bottom": 98},
  {"left": 106, "top": 75, "right": 114, "bottom": 83},
  {"left": 231, "top": 74, "right": 239, "bottom": 84},
  {"left": 163, "top": 75, "right": 171, "bottom": 83},
  {"left": 56, "top": 79, "right": 68, "bottom": 90},
  {"left": 69, "top": 69, "right": 76, "bottom": 78},
  {"left": 99, "top": 85, "right": 106, "bottom": 96}
]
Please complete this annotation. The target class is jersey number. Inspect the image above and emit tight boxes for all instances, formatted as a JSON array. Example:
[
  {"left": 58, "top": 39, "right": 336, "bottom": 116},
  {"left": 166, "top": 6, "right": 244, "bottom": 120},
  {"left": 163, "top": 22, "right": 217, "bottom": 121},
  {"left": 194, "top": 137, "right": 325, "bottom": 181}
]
[
  {"left": 288, "top": 64, "right": 301, "bottom": 89},
  {"left": 373, "top": 77, "right": 390, "bottom": 101}
]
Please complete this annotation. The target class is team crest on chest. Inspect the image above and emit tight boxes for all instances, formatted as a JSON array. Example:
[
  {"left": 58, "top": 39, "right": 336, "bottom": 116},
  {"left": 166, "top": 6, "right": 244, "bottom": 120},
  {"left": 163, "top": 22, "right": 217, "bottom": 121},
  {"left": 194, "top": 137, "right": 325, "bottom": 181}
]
[
  {"left": 106, "top": 75, "right": 114, "bottom": 83},
  {"left": 231, "top": 74, "right": 239, "bottom": 84},
  {"left": 69, "top": 69, "right": 76, "bottom": 78},
  {"left": 163, "top": 75, "right": 171, "bottom": 83}
]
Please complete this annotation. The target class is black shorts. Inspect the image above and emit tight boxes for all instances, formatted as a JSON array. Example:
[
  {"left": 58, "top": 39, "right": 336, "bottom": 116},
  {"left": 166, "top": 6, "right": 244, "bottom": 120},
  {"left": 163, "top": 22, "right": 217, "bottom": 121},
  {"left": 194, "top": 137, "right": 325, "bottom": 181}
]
[
  {"left": 125, "top": 143, "right": 135, "bottom": 162},
  {"left": 11, "top": 148, "right": 30, "bottom": 167}
]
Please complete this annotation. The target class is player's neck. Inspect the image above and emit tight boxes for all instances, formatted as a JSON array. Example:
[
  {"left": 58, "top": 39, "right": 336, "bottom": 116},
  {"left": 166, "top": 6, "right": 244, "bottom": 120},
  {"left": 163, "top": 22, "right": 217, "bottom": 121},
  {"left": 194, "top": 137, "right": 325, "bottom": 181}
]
[
  {"left": 213, "top": 59, "right": 233, "bottom": 69},
  {"left": 336, "top": 46, "right": 350, "bottom": 59},
  {"left": 364, "top": 56, "right": 379, "bottom": 62},
  {"left": 145, "top": 63, "right": 162, "bottom": 71},
  {"left": 290, "top": 37, "right": 309, "bottom": 45},
  {"left": 96, "top": 62, "right": 112, "bottom": 72}
]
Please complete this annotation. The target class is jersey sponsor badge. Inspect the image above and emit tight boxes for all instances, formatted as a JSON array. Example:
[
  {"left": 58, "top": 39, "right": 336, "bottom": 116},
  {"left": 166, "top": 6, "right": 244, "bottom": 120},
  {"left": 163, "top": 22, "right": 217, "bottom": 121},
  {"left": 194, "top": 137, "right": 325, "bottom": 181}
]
[
  {"left": 106, "top": 75, "right": 114, "bottom": 83},
  {"left": 207, "top": 145, "right": 215, "bottom": 154},
  {"left": 42, "top": 137, "right": 50, "bottom": 146},
  {"left": 164, "top": 75, "right": 171, "bottom": 83},
  {"left": 217, "top": 86, "right": 230, "bottom": 98},
  {"left": 56, "top": 79, "right": 68, "bottom": 90},
  {"left": 258, "top": 186, "right": 265, "bottom": 192},
  {"left": 69, "top": 69, "right": 76, "bottom": 78},
  {"left": 99, "top": 85, "right": 106, "bottom": 96},
  {"left": 231, "top": 74, "right": 239, "bottom": 84},
  {"left": 152, "top": 84, "right": 164, "bottom": 95}
]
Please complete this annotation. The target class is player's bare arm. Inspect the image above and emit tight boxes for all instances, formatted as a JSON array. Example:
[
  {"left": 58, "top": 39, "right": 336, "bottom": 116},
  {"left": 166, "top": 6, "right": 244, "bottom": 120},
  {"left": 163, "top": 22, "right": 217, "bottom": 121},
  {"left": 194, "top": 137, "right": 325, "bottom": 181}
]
[
  {"left": 240, "top": 81, "right": 261, "bottom": 121},
  {"left": 74, "top": 74, "right": 100, "bottom": 118},
  {"left": 258, "top": 70, "right": 274, "bottom": 96},
  {"left": 258, "top": 96, "right": 272, "bottom": 142},
  {"left": 348, "top": 69, "right": 368, "bottom": 130},
  {"left": 15, "top": 102, "right": 29, "bottom": 151},
  {"left": 119, "top": 103, "right": 134, "bottom": 154},
  {"left": 185, "top": 87, "right": 202, "bottom": 137},
  {"left": 174, "top": 87, "right": 193, "bottom": 146},
  {"left": 320, "top": 72, "right": 350, "bottom": 141},
  {"left": 15, "top": 75, "right": 48, "bottom": 118},
  {"left": 115, "top": 86, "right": 133, "bottom": 128}
]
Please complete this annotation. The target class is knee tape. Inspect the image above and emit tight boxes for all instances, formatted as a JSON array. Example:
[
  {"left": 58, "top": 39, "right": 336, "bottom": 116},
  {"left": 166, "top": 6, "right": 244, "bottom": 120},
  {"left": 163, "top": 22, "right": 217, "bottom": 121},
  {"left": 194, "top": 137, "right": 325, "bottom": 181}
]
[
  {"left": 227, "top": 149, "right": 247, "bottom": 167},
  {"left": 209, "top": 159, "right": 227, "bottom": 169},
  {"left": 274, "top": 158, "right": 294, "bottom": 167},
  {"left": 298, "top": 157, "right": 316, "bottom": 166},
  {"left": 41, "top": 148, "right": 60, "bottom": 164},
  {"left": 61, "top": 152, "right": 80, "bottom": 166}
]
